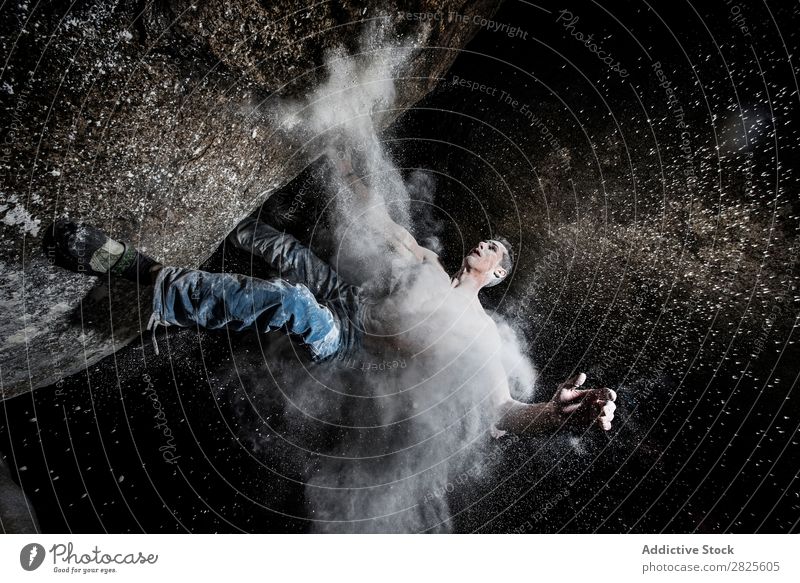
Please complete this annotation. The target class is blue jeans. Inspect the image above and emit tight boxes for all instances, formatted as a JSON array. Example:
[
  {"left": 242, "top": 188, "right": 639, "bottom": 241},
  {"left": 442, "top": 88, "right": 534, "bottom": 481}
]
[{"left": 148, "top": 218, "right": 361, "bottom": 361}]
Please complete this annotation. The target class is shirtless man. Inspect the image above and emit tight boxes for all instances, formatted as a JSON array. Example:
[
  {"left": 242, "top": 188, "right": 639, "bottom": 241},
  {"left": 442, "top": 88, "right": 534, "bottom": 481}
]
[
  {"left": 327, "top": 148, "right": 616, "bottom": 435},
  {"left": 44, "top": 152, "right": 616, "bottom": 436}
]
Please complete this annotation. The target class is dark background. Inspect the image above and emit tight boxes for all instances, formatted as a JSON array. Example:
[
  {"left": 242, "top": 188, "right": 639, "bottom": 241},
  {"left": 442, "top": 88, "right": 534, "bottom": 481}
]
[{"left": 2, "top": 0, "right": 799, "bottom": 533}]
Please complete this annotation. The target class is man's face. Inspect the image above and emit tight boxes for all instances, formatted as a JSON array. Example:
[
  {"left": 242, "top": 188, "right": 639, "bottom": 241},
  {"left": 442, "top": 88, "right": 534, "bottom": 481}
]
[{"left": 463, "top": 240, "right": 508, "bottom": 285}]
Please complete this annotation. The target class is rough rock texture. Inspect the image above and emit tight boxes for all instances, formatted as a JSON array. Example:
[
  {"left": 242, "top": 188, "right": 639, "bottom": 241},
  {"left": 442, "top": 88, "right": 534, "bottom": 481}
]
[
  {"left": 0, "top": 455, "right": 38, "bottom": 533},
  {"left": 0, "top": 0, "right": 499, "bottom": 399}
]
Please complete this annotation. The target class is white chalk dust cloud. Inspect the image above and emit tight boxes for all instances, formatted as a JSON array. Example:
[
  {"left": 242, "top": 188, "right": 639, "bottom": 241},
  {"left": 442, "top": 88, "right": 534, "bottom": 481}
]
[{"left": 245, "top": 28, "right": 537, "bottom": 533}]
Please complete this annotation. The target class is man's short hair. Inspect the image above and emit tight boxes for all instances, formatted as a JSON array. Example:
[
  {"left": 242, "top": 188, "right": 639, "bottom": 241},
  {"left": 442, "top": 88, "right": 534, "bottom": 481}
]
[{"left": 486, "top": 236, "right": 514, "bottom": 287}]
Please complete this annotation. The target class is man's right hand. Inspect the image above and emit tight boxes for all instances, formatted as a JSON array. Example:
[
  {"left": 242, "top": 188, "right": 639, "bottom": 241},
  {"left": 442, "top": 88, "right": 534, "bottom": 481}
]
[
  {"left": 495, "top": 372, "right": 617, "bottom": 436},
  {"left": 550, "top": 372, "right": 617, "bottom": 431}
]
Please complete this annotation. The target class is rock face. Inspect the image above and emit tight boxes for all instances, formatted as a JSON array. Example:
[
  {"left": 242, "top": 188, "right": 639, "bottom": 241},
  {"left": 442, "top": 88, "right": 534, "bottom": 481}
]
[
  {"left": 0, "top": 455, "right": 38, "bottom": 533},
  {"left": 0, "top": 0, "right": 499, "bottom": 399}
]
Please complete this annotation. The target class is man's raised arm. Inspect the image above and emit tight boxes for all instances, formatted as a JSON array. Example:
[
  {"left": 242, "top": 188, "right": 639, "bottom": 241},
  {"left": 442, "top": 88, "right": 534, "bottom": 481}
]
[{"left": 327, "top": 146, "right": 438, "bottom": 264}]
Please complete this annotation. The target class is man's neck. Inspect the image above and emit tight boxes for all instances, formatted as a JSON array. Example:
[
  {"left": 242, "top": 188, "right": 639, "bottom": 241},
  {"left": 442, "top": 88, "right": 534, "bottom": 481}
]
[{"left": 450, "top": 267, "right": 485, "bottom": 296}]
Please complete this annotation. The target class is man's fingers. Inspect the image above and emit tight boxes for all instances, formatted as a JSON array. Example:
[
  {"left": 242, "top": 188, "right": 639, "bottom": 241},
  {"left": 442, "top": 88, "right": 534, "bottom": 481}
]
[
  {"left": 598, "top": 401, "right": 615, "bottom": 420},
  {"left": 557, "top": 373, "right": 588, "bottom": 404},
  {"left": 585, "top": 387, "right": 615, "bottom": 403},
  {"left": 558, "top": 373, "right": 586, "bottom": 391},
  {"left": 555, "top": 375, "right": 619, "bottom": 431},
  {"left": 561, "top": 397, "right": 587, "bottom": 414},
  {"left": 595, "top": 400, "right": 615, "bottom": 431},
  {"left": 559, "top": 389, "right": 591, "bottom": 410},
  {"left": 557, "top": 377, "right": 615, "bottom": 402}
]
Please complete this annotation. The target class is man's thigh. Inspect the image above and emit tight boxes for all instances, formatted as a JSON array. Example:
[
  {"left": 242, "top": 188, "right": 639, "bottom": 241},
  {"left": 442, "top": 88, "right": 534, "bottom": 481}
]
[
  {"left": 230, "top": 217, "right": 356, "bottom": 301},
  {"left": 151, "top": 267, "right": 342, "bottom": 360}
]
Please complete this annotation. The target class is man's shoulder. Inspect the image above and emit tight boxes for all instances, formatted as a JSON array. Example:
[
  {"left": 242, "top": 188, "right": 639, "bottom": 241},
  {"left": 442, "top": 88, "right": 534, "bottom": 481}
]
[
  {"left": 420, "top": 248, "right": 448, "bottom": 274},
  {"left": 480, "top": 309, "right": 502, "bottom": 335}
]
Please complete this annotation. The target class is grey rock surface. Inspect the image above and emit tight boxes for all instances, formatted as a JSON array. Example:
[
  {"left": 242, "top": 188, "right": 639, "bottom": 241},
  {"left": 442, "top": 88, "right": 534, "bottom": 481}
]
[
  {"left": 0, "top": 454, "right": 38, "bottom": 533},
  {"left": 0, "top": 0, "right": 498, "bottom": 399}
]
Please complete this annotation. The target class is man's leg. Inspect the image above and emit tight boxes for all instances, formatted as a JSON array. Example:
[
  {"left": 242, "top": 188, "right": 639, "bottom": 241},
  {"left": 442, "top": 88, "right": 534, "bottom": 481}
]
[
  {"left": 43, "top": 219, "right": 160, "bottom": 284},
  {"left": 45, "top": 220, "right": 343, "bottom": 361},
  {"left": 228, "top": 218, "right": 364, "bottom": 355},
  {"left": 229, "top": 217, "right": 356, "bottom": 301},
  {"left": 150, "top": 266, "right": 341, "bottom": 361}
]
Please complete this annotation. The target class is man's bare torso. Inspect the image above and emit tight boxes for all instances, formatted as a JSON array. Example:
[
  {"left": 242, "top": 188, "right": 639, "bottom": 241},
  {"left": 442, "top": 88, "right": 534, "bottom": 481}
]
[{"left": 361, "top": 257, "right": 501, "bottom": 359}]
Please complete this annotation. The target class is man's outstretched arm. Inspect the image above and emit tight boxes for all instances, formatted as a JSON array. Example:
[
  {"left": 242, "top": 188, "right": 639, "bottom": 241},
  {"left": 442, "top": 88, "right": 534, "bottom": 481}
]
[{"left": 494, "top": 372, "right": 617, "bottom": 436}]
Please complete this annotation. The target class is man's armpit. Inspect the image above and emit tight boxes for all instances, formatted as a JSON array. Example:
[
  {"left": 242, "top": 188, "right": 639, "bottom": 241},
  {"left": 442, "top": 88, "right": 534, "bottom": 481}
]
[{"left": 421, "top": 248, "right": 447, "bottom": 273}]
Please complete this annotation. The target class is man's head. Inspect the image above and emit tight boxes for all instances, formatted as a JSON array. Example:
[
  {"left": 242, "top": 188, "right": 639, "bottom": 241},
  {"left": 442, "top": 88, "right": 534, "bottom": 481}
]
[{"left": 462, "top": 236, "right": 513, "bottom": 288}]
